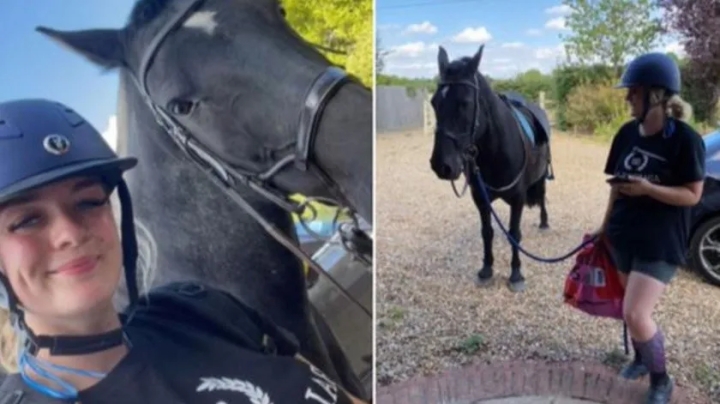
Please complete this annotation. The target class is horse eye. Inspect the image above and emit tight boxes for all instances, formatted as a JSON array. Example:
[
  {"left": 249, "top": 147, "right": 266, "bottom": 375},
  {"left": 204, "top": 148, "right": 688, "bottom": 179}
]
[{"left": 167, "top": 100, "right": 195, "bottom": 116}]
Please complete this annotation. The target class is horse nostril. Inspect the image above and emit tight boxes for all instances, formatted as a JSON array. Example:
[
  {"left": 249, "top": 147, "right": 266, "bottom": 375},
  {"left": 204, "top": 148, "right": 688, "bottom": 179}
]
[{"left": 440, "top": 164, "right": 451, "bottom": 177}]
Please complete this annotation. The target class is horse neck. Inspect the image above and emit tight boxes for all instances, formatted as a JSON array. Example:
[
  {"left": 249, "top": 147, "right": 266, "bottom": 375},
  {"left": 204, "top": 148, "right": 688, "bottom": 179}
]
[
  {"left": 474, "top": 84, "right": 525, "bottom": 183},
  {"left": 312, "top": 80, "right": 373, "bottom": 223},
  {"left": 118, "top": 74, "right": 311, "bottom": 327}
]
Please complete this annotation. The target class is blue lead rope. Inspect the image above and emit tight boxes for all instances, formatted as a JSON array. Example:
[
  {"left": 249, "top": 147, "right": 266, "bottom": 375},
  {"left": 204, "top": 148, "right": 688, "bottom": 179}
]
[
  {"left": 471, "top": 167, "right": 594, "bottom": 263},
  {"left": 471, "top": 165, "right": 632, "bottom": 358}
]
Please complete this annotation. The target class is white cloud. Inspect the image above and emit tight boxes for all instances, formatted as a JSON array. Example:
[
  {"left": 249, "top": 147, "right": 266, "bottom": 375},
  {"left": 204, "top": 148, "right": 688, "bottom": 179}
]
[
  {"left": 392, "top": 62, "right": 437, "bottom": 70},
  {"left": 403, "top": 21, "right": 438, "bottom": 35},
  {"left": 545, "top": 5, "right": 572, "bottom": 15},
  {"left": 101, "top": 115, "right": 117, "bottom": 151},
  {"left": 545, "top": 17, "right": 567, "bottom": 30},
  {"left": 501, "top": 42, "right": 525, "bottom": 49},
  {"left": 451, "top": 26, "right": 492, "bottom": 43},
  {"left": 382, "top": 42, "right": 567, "bottom": 79},
  {"left": 526, "top": 28, "right": 543, "bottom": 36},
  {"left": 535, "top": 44, "right": 566, "bottom": 60},
  {"left": 491, "top": 57, "right": 513, "bottom": 64},
  {"left": 387, "top": 41, "right": 438, "bottom": 59},
  {"left": 388, "top": 41, "right": 431, "bottom": 58}
]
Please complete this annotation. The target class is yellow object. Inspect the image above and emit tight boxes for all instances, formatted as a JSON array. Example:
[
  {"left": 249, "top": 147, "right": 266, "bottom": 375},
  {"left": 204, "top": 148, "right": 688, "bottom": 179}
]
[{"left": 290, "top": 193, "right": 344, "bottom": 279}]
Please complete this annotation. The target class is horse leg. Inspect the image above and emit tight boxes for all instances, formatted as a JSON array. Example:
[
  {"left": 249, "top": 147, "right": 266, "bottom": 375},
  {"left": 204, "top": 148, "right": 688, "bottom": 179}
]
[
  {"left": 308, "top": 303, "right": 368, "bottom": 400},
  {"left": 508, "top": 198, "right": 526, "bottom": 292},
  {"left": 538, "top": 181, "right": 549, "bottom": 230},
  {"left": 475, "top": 202, "right": 495, "bottom": 286},
  {"left": 525, "top": 177, "right": 549, "bottom": 230},
  {"left": 539, "top": 201, "right": 549, "bottom": 229}
]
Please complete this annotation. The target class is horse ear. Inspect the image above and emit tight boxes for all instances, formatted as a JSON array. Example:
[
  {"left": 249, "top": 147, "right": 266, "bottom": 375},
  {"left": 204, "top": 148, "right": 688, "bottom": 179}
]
[
  {"left": 36, "top": 26, "right": 126, "bottom": 70},
  {"left": 469, "top": 44, "right": 484, "bottom": 72},
  {"left": 437, "top": 46, "right": 449, "bottom": 75}
]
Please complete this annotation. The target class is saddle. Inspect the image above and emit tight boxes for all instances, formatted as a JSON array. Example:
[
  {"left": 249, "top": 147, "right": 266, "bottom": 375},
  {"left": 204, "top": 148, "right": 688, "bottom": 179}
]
[
  {"left": 497, "top": 91, "right": 552, "bottom": 147},
  {"left": 497, "top": 91, "right": 554, "bottom": 180}
]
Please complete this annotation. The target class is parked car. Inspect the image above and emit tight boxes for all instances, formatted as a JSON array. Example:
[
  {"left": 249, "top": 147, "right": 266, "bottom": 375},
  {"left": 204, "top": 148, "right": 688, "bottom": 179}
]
[{"left": 688, "top": 127, "right": 720, "bottom": 287}]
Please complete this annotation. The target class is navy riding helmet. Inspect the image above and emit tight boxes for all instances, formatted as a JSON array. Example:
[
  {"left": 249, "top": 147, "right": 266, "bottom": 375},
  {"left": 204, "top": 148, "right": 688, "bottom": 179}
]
[
  {"left": 0, "top": 99, "right": 140, "bottom": 356},
  {"left": 616, "top": 52, "right": 681, "bottom": 126},
  {"left": 616, "top": 52, "right": 681, "bottom": 95}
]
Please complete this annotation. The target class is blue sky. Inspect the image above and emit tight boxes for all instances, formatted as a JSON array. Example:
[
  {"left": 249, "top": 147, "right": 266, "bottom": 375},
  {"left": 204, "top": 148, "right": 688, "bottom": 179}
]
[
  {"left": 0, "top": 1, "right": 135, "bottom": 148},
  {"left": 377, "top": 0, "right": 682, "bottom": 79}
]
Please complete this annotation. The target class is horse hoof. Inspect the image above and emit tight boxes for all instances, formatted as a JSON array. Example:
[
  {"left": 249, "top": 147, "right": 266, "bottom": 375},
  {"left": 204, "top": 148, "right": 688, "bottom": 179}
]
[
  {"left": 539, "top": 223, "right": 550, "bottom": 230},
  {"left": 474, "top": 275, "right": 494, "bottom": 288},
  {"left": 507, "top": 280, "right": 526, "bottom": 292}
]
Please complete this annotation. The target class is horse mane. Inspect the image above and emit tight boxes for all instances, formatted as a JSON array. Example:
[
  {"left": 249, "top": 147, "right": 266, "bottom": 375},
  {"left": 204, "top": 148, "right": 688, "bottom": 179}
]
[{"left": 127, "top": 0, "right": 173, "bottom": 29}]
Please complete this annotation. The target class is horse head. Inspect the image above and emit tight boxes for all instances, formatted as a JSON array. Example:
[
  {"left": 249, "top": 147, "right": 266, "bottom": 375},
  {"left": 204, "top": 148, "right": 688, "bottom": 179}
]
[
  {"left": 430, "top": 44, "right": 493, "bottom": 181},
  {"left": 36, "top": 0, "right": 373, "bottom": 224}
]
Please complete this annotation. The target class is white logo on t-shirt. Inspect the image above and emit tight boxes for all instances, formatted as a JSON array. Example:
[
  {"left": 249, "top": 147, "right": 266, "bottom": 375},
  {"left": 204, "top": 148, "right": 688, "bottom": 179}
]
[
  {"left": 304, "top": 364, "right": 340, "bottom": 404},
  {"left": 197, "top": 377, "right": 273, "bottom": 403},
  {"left": 194, "top": 362, "right": 342, "bottom": 404}
]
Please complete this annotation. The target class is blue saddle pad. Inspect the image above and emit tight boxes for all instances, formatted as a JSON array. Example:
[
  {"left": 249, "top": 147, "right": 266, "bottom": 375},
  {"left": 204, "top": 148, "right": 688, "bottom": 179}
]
[{"left": 499, "top": 91, "right": 551, "bottom": 147}]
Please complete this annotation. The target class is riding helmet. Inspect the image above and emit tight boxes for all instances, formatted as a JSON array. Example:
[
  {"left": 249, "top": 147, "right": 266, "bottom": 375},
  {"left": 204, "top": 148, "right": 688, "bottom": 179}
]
[
  {"left": 0, "top": 99, "right": 140, "bottom": 357},
  {"left": 616, "top": 52, "right": 681, "bottom": 94}
]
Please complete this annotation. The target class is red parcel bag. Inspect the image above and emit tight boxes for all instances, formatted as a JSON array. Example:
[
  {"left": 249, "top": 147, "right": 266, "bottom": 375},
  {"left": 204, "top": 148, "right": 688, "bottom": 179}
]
[{"left": 563, "top": 235, "right": 624, "bottom": 320}]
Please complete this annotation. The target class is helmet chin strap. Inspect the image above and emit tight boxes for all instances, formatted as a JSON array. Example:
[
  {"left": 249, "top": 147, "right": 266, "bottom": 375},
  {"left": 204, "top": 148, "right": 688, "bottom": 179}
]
[
  {"left": 0, "top": 178, "right": 140, "bottom": 357},
  {"left": 637, "top": 90, "right": 652, "bottom": 126}
]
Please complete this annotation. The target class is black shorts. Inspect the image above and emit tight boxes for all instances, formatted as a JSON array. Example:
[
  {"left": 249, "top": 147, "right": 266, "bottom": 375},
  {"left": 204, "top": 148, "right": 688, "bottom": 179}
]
[{"left": 608, "top": 245, "right": 678, "bottom": 285}]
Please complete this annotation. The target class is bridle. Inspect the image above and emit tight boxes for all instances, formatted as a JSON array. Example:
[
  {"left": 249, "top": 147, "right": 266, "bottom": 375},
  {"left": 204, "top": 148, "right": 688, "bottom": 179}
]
[
  {"left": 434, "top": 72, "right": 527, "bottom": 197},
  {"left": 128, "top": 0, "right": 371, "bottom": 317}
]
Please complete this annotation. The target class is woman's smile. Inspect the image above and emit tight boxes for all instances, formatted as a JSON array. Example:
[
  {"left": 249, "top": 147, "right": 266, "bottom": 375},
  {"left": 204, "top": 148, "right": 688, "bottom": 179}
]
[{"left": 50, "top": 255, "right": 100, "bottom": 277}]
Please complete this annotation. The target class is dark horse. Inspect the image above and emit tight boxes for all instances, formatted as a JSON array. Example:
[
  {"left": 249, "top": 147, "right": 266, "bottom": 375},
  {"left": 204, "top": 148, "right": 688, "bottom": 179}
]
[
  {"left": 429, "top": 45, "right": 553, "bottom": 293},
  {"left": 35, "top": 0, "right": 372, "bottom": 400}
]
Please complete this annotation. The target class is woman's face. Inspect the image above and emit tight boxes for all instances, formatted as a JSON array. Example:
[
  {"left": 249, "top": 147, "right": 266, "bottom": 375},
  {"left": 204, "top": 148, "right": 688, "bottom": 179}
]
[
  {"left": 0, "top": 176, "right": 122, "bottom": 325},
  {"left": 626, "top": 86, "right": 646, "bottom": 118}
]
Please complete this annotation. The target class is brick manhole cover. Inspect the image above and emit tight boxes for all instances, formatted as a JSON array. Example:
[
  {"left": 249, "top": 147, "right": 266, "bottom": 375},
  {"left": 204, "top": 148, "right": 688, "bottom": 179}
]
[
  {"left": 478, "top": 397, "right": 601, "bottom": 403},
  {"left": 376, "top": 360, "right": 693, "bottom": 404}
]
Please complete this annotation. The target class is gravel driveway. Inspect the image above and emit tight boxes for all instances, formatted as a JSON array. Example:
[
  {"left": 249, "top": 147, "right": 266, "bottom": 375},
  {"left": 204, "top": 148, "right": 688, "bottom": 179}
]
[{"left": 375, "top": 129, "right": 720, "bottom": 402}]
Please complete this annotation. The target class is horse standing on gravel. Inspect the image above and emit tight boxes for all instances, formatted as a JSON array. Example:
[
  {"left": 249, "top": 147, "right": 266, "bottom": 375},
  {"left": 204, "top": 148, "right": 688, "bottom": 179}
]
[
  {"left": 35, "top": 0, "right": 373, "bottom": 399},
  {"left": 429, "top": 44, "right": 554, "bottom": 292}
]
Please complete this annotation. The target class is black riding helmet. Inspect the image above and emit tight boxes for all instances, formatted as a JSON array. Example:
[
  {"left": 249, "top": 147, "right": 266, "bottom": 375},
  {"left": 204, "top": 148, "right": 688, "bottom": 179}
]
[
  {"left": 616, "top": 52, "right": 681, "bottom": 124},
  {"left": 0, "top": 98, "right": 139, "bottom": 356}
]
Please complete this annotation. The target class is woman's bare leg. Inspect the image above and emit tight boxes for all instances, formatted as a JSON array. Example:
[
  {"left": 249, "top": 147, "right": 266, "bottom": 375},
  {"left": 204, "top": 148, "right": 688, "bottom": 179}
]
[{"left": 623, "top": 270, "right": 673, "bottom": 401}]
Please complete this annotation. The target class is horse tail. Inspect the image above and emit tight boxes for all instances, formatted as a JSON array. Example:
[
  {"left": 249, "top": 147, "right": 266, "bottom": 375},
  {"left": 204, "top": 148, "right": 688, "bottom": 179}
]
[{"left": 525, "top": 176, "right": 546, "bottom": 208}]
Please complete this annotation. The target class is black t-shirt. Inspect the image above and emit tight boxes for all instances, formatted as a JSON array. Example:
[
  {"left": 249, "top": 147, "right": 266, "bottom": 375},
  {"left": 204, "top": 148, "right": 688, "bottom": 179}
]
[
  {"left": 603, "top": 118, "right": 706, "bottom": 265},
  {"left": 0, "top": 282, "right": 356, "bottom": 404}
]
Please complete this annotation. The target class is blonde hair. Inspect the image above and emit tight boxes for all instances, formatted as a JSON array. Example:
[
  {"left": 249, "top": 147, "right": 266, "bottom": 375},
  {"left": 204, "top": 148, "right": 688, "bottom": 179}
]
[
  {"left": 0, "top": 196, "right": 157, "bottom": 372},
  {"left": 648, "top": 87, "right": 694, "bottom": 122}
]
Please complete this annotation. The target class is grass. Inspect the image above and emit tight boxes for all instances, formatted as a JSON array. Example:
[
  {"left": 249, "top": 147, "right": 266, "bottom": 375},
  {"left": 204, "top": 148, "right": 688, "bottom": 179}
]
[
  {"left": 692, "top": 362, "right": 720, "bottom": 393},
  {"left": 454, "top": 334, "right": 487, "bottom": 356},
  {"left": 377, "top": 306, "right": 405, "bottom": 330}
]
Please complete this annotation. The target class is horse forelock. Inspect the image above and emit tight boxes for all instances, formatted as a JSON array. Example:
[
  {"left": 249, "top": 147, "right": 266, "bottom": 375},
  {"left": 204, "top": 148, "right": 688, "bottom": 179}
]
[{"left": 127, "top": 0, "right": 174, "bottom": 29}]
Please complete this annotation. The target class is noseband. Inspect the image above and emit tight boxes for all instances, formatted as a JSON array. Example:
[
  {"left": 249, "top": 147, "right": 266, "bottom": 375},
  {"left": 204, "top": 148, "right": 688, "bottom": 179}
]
[{"left": 128, "top": 0, "right": 371, "bottom": 317}]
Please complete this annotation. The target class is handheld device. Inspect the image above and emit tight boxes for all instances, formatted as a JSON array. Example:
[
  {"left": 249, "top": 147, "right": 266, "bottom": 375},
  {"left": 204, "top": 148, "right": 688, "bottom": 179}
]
[{"left": 606, "top": 176, "right": 631, "bottom": 184}]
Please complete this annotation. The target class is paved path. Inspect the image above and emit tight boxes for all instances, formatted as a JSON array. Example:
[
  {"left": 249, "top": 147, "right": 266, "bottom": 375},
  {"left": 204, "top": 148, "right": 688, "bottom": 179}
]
[{"left": 376, "top": 360, "right": 694, "bottom": 404}]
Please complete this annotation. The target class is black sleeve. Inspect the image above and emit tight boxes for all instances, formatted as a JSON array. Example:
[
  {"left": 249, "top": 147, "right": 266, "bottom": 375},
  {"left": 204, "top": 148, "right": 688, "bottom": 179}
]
[
  {"left": 232, "top": 297, "right": 301, "bottom": 357},
  {"left": 604, "top": 127, "right": 626, "bottom": 175},
  {"left": 675, "top": 130, "right": 706, "bottom": 184},
  {"left": 135, "top": 282, "right": 300, "bottom": 357}
]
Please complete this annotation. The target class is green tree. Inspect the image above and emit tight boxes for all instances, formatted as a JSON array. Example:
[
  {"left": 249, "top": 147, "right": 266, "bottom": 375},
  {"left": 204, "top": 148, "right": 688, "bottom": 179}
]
[
  {"left": 561, "top": 0, "right": 663, "bottom": 77},
  {"left": 281, "top": 0, "right": 373, "bottom": 88}
]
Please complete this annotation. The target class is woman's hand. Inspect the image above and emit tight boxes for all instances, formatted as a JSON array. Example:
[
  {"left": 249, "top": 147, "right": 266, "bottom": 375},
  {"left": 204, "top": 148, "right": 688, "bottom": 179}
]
[{"left": 614, "top": 175, "right": 652, "bottom": 197}]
